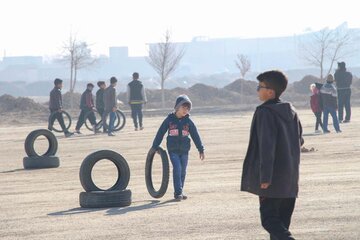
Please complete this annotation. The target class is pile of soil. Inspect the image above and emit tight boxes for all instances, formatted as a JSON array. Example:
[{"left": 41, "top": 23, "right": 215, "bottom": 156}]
[{"left": 0, "top": 94, "right": 47, "bottom": 113}]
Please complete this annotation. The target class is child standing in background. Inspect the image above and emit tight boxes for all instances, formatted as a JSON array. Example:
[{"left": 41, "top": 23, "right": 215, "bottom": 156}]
[{"left": 310, "top": 83, "right": 323, "bottom": 133}]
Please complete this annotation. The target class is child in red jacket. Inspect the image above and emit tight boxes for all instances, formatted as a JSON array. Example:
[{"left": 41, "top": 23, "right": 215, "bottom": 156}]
[{"left": 310, "top": 84, "right": 323, "bottom": 133}]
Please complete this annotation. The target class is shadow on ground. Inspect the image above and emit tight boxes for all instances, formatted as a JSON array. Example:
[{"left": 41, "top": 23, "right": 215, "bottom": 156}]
[{"left": 48, "top": 199, "right": 179, "bottom": 217}]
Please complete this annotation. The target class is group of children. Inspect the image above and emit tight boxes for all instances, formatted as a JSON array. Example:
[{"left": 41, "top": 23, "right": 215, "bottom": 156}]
[
  {"left": 48, "top": 69, "right": 304, "bottom": 239},
  {"left": 310, "top": 74, "right": 342, "bottom": 134},
  {"left": 310, "top": 62, "right": 353, "bottom": 134},
  {"left": 48, "top": 72, "right": 148, "bottom": 137}
]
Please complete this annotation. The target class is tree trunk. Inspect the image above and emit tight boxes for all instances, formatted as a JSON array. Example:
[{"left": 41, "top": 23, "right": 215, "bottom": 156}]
[{"left": 161, "top": 78, "right": 165, "bottom": 109}]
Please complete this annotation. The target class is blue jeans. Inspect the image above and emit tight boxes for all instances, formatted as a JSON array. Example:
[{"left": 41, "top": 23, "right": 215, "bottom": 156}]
[
  {"left": 323, "top": 107, "right": 340, "bottom": 132},
  {"left": 108, "top": 111, "right": 116, "bottom": 133},
  {"left": 169, "top": 152, "right": 189, "bottom": 196},
  {"left": 130, "top": 104, "right": 143, "bottom": 128}
]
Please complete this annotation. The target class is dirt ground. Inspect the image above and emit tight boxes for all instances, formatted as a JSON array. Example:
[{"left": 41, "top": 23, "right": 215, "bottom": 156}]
[{"left": 0, "top": 108, "right": 359, "bottom": 240}]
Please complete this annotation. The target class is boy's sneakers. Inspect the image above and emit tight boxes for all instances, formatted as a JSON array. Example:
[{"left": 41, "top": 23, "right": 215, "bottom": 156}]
[
  {"left": 323, "top": 130, "right": 331, "bottom": 134},
  {"left": 343, "top": 120, "right": 350, "bottom": 123},
  {"left": 135, "top": 128, "right": 139, "bottom": 131},
  {"left": 336, "top": 130, "right": 342, "bottom": 133},
  {"left": 174, "top": 194, "right": 188, "bottom": 201},
  {"left": 75, "top": 130, "right": 82, "bottom": 134},
  {"left": 315, "top": 130, "right": 322, "bottom": 134},
  {"left": 65, "top": 132, "right": 74, "bottom": 138},
  {"left": 108, "top": 132, "right": 116, "bottom": 137},
  {"left": 140, "top": 126, "right": 144, "bottom": 131}
]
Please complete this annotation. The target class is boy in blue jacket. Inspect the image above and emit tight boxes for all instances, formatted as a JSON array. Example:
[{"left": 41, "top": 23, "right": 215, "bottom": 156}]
[{"left": 152, "top": 95, "right": 205, "bottom": 201}]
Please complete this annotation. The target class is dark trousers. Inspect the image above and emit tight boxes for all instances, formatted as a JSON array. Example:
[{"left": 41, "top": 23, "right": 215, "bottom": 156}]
[
  {"left": 338, "top": 89, "right": 351, "bottom": 121},
  {"left": 130, "top": 104, "right": 143, "bottom": 128},
  {"left": 259, "top": 197, "right": 296, "bottom": 240},
  {"left": 314, "top": 112, "right": 323, "bottom": 131},
  {"left": 48, "top": 110, "right": 68, "bottom": 133},
  {"left": 75, "top": 109, "right": 96, "bottom": 130}
]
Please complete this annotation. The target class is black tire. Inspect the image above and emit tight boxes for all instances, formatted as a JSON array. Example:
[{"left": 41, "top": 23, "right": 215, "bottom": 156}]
[
  {"left": 79, "top": 150, "right": 130, "bottom": 192},
  {"left": 113, "top": 110, "right": 126, "bottom": 131},
  {"left": 25, "top": 129, "right": 58, "bottom": 157},
  {"left": 145, "top": 147, "right": 170, "bottom": 198},
  {"left": 79, "top": 190, "right": 132, "bottom": 208},
  {"left": 84, "top": 110, "right": 102, "bottom": 131},
  {"left": 23, "top": 156, "right": 60, "bottom": 169},
  {"left": 102, "top": 110, "right": 126, "bottom": 132},
  {"left": 50, "top": 111, "right": 72, "bottom": 133}
]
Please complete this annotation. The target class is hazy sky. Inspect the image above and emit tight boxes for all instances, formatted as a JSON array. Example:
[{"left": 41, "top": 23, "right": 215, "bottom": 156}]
[{"left": 0, "top": 0, "right": 359, "bottom": 57}]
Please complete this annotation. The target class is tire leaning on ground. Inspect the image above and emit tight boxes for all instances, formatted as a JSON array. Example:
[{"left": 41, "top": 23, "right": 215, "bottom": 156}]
[
  {"left": 79, "top": 189, "right": 132, "bottom": 208},
  {"left": 102, "top": 110, "right": 126, "bottom": 132},
  {"left": 25, "top": 129, "right": 58, "bottom": 157},
  {"left": 113, "top": 110, "right": 126, "bottom": 132},
  {"left": 50, "top": 111, "right": 72, "bottom": 133},
  {"left": 145, "top": 147, "right": 170, "bottom": 198},
  {"left": 79, "top": 150, "right": 130, "bottom": 192},
  {"left": 23, "top": 156, "right": 60, "bottom": 169}
]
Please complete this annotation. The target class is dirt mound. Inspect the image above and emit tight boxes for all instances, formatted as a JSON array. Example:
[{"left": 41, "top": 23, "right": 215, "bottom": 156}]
[
  {"left": 0, "top": 94, "right": 47, "bottom": 113},
  {"left": 293, "top": 75, "right": 322, "bottom": 94},
  {"left": 224, "top": 79, "right": 258, "bottom": 96},
  {"left": 62, "top": 92, "right": 82, "bottom": 109}
]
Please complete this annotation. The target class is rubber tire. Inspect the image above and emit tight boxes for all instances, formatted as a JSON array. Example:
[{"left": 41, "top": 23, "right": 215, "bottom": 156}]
[
  {"left": 25, "top": 129, "right": 58, "bottom": 157},
  {"left": 145, "top": 147, "right": 170, "bottom": 198},
  {"left": 79, "top": 150, "right": 130, "bottom": 192},
  {"left": 50, "top": 111, "right": 72, "bottom": 133},
  {"left": 103, "top": 110, "right": 126, "bottom": 132},
  {"left": 79, "top": 190, "right": 132, "bottom": 208},
  {"left": 23, "top": 156, "right": 60, "bottom": 169},
  {"left": 113, "top": 110, "right": 126, "bottom": 132}
]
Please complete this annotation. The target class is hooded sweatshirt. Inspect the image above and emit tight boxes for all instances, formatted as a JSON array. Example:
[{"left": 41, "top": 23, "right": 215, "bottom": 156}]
[
  {"left": 49, "top": 87, "right": 62, "bottom": 111},
  {"left": 320, "top": 82, "right": 338, "bottom": 109},
  {"left": 152, "top": 113, "right": 204, "bottom": 154},
  {"left": 241, "top": 99, "right": 303, "bottom": 198}
]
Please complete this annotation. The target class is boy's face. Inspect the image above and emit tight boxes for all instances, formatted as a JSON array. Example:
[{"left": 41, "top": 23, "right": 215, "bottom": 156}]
[
  {"left": 100, "top": 84, "right": 106, "bottom": 89},
  {"left": 88, "top": 86, "right": 94, "bottom": 91},
  {"left": 57, "top": 83, "right": 63, "bottom": 89},
  {"left": 176, "top": 104, "right": 190, "bottom": 118},
  {"left": 257, "top": 82, "right": 275, "bottom": 102}
]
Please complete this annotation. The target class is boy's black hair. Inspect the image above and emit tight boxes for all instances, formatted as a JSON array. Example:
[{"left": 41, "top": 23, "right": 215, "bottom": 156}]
[
  {"left": 54, "top": 78, "right": 63, "bottom": 86},
  {"left": 257, "top": 70, "right": 288, "bottom": 98},
  {"left": 97, "top": 81, "right": 105, "bottom": 87},
  {"left": 87, "top": 83, "right": 94, "bottom": 88},
  {"left": 110, "top": 77, "right": 118, "bottom": 84},
  {"left": 132, "top": 72, "right": 139, "bottom": 79}
]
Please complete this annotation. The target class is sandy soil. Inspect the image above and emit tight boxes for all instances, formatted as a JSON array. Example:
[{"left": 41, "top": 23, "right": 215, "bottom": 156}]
[{"left": 0, "top": 108, "right": 359, "bottom": 240}]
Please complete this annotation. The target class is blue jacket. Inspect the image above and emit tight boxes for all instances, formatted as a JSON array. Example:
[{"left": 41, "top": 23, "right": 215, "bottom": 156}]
[{"left": 152, "top": 113, "right": 204, "bottom": 154}]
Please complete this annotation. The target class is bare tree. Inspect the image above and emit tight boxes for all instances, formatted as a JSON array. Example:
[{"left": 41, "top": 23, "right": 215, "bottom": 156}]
[
  {"left": 300, "top": 24, "right": 359, "bottom": 80},
  {"left": 62, "top": 33, "right": 97, "bottom": 93},
  {"left": 146, "top": 30, "right": 185, "bottom": 108},
  {"left": 235, "top": 54, "right": 251, "bottom": 79}
]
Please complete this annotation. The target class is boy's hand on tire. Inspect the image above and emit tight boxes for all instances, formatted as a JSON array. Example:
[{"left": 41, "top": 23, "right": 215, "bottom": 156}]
[
  {"left": 200, "top": 153, "right": 205, "bottom": 161},
  {"left": 260, "top": 183, "right": 270, "bottom": 189}
]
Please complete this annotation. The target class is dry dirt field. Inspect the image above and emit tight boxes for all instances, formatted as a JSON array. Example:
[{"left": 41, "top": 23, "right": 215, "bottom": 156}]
[{"left": 0, "top": 108, "right": 359, "bottom": 240}]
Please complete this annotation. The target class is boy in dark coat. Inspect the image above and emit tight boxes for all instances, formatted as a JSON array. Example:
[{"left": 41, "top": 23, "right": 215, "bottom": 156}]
[
  {"left": 241, "top": 70, "right": 303, "bottom": 240},
  {"left": 75, "top": 83, "right": 97, "bottom": 134},
  {"left": 102, "top": 77, "right": 118, "bottom": 136},
  {"left": 96, "top": 81, "right": 106, "bottom": 117},
  {"left": 151, "top": 95, "right": 205, "bottom": 201},
  {"left": 127, "top": 72, "right": 147, "bottom": 131},
  {"left": 334, "top": 62, "right": 352, "bottom": 123},
  {"left": 48, "top": 78, "right": 74, "bottom": 137}
]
